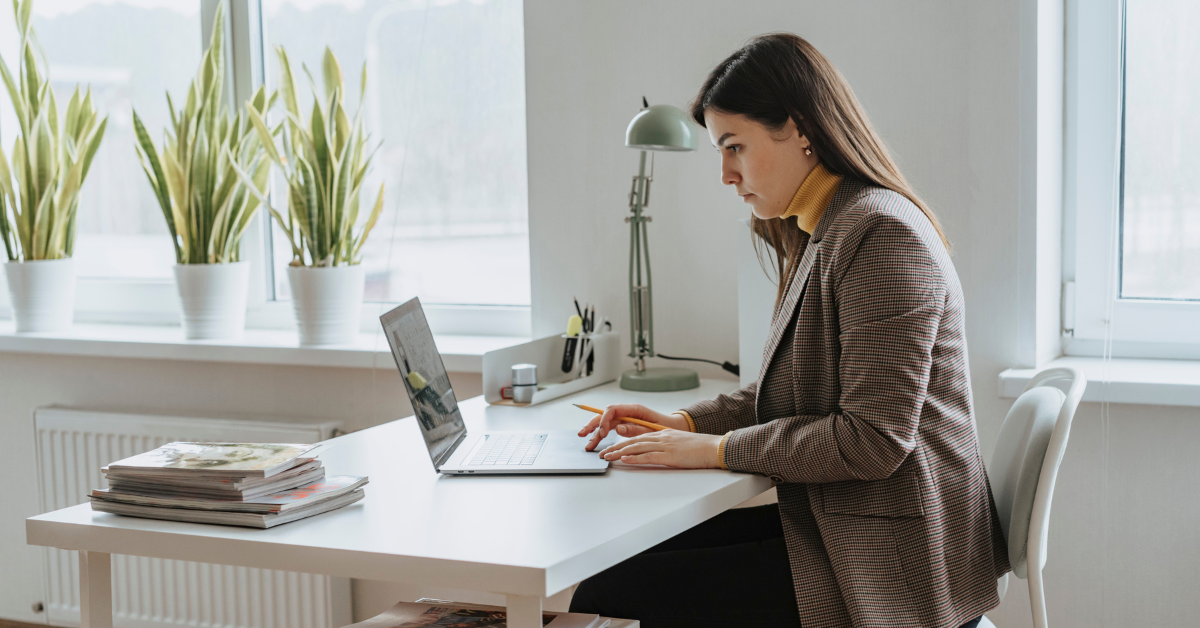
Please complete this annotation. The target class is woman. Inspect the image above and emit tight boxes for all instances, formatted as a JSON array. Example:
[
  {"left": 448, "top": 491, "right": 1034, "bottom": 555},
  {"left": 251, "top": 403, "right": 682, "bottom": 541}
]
[{"left": 572, "top": 34, "right": 1009, "bottom": 628}]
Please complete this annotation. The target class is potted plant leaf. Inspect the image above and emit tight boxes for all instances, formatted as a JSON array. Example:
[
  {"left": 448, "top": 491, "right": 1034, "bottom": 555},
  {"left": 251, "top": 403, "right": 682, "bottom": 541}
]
[
  {"left": 0, "top": 0, "right": 108, "bottom": 332},
  {"left": 237, "top": 45, "right": 384, "bottom": 346},
  {"left": 132, "top": 4, "right": 272, "bottom": 340}
]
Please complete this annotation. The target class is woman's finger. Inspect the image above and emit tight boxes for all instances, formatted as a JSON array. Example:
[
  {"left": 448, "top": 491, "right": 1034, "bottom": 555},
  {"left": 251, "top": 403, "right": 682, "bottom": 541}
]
[
  {"left": 617, "top": 451, "right": 671, "bottom": 466},
  {"left": 599, "top": 436, "right": 663, "bottom": 459},
  {"left": 577, "top": 414, "right": 602, "bottom": 438},
  {"left": 615, "top": 422, "right": 655, "bottom": 437},
  {"left": 586, "top": 406, "right": 621, "bottom": 450}
]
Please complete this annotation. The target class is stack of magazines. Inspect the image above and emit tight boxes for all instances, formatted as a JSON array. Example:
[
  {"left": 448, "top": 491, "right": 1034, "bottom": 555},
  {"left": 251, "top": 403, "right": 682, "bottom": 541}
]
[
  {"left": 90, "top": 442, "right": 367, "bottom": 529},
  {"left": 346, "top": 599, "right": 614, "bottom": 628}
]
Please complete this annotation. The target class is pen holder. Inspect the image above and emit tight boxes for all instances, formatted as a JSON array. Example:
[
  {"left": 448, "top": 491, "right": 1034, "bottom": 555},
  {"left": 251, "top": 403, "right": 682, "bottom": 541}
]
[
  {"left": 483, "top": 331, "right": 619, "bottom": 406},
  {"left": 560, "top": 332, "right": 598, "bottom": 379}
]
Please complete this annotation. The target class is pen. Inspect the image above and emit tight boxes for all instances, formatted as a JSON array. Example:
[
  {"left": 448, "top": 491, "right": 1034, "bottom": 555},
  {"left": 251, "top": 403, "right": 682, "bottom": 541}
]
[
  {"left": 573, "top": 403, "right": 671, "bottom": 431},
  {"left": 585, "top": 306, "right": 596, "bottom": 375},
  {"left": 562, "top": 314, "right": 583, "bottom": 373}
]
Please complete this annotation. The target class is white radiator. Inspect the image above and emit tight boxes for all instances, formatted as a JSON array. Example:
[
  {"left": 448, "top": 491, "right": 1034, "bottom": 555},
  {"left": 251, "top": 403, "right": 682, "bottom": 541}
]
[{"left": 34, "top": 407, "right": 351, "bottom": 628}]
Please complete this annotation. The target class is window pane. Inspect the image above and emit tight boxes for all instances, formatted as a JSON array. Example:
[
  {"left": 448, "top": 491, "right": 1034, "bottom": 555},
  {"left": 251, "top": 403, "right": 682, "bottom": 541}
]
[
  {"left": 0, "top": 1, "right": 202, "bottom": 278},
  {"left": 263, "top": 0, "right": 530, "bottom": 306},
  {"left": 1121, "top": 0, "right": 1200, "bottom": 299}
]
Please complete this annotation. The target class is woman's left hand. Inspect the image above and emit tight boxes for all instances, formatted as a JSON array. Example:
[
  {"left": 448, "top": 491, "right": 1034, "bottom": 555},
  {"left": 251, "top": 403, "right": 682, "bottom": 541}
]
[{"left": 597, "top": 430, "right": 725, "bottom": 469}]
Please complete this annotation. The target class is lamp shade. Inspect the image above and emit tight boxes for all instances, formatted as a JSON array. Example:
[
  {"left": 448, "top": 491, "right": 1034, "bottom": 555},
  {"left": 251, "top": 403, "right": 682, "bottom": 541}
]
[{"left": 625, "top": 104, "right": 697, "bottom": 151}]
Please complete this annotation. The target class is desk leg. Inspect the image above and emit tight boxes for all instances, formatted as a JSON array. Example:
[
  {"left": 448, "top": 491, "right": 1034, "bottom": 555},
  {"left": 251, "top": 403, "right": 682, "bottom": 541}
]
[
  {"left": 506, "top": 594, "right": 543, "bottom": 628},
  {"left": 79, "top": 551, "right": 113, "bottom": 628}
]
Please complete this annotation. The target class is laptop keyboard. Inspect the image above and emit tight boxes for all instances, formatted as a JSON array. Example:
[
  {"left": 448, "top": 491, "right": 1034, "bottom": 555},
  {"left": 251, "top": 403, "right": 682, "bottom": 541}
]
[{"left": 469, "top": 433, "right": 548, "bottom": 466}]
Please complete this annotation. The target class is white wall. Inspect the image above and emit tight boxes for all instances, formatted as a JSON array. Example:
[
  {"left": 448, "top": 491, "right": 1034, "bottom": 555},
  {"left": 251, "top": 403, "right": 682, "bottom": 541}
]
[{"left": 524, "top": 1, "right": 1200, "bottom": 627}]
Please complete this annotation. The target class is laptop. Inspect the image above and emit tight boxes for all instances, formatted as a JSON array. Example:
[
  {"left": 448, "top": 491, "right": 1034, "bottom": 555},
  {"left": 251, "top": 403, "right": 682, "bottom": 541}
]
[{"left": 381, "top": 297, "right": 612, "bottom": 475}]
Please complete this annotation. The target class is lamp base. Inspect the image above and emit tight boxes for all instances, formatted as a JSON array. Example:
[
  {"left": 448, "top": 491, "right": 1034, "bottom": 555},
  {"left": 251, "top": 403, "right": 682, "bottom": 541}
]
[{"left": 619, "top": 366, "right": 700, "bottom": 392}]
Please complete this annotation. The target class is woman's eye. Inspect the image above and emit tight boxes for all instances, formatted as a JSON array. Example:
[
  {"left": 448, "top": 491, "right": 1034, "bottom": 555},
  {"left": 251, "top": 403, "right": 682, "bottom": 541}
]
[{"left": 725, "top": 145, "right": 740, "bottom": 154}]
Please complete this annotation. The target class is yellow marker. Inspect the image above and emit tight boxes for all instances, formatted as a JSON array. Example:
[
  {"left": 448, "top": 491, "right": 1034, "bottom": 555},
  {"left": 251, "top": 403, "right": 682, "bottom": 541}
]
[
  {"left": 566, "top": 315, "right": 583, "bottom": 337},
  {"left": 573, "top": 403, "right": 671, "bottom": 431},
  {"left": 407, "top": 371, "right": 428, "bottom": 390}
]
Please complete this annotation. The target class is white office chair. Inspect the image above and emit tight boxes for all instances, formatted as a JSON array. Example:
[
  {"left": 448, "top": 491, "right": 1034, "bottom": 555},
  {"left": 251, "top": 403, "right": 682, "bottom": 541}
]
[{"left": 978, "top": 366, "right": 1085, "bottom": 628}]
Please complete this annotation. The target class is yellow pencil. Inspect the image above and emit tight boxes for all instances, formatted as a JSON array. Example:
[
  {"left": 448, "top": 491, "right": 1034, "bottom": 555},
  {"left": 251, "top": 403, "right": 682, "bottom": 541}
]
[{"left": 573, "top": 403, "right": 671, "bottom": 431}]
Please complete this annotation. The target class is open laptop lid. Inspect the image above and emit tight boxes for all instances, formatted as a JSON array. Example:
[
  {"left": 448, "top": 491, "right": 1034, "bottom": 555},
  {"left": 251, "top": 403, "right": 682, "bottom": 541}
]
[{"left": 380, "top": 298, "right": 467, "bottom": 471}]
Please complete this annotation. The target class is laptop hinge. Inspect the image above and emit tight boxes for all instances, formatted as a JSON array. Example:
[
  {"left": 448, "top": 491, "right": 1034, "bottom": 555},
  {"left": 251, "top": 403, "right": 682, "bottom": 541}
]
[{"left": 434, "top": 430, "right": 469, "bottom": 471}]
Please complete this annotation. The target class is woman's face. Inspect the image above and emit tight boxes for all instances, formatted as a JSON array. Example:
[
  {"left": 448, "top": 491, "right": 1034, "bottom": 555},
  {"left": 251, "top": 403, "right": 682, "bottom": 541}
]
[{"left": 703, "top": 110, "right": 818, "bottom": 219}]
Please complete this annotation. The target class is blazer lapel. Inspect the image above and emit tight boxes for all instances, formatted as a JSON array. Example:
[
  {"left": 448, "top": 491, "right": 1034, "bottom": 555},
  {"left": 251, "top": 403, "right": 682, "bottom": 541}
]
[
  {"left": 755, "top": 179, "right": 863, "bottom": 387},
  {"left": 757, "top": 238, "right": 819, "bottom": 385}
]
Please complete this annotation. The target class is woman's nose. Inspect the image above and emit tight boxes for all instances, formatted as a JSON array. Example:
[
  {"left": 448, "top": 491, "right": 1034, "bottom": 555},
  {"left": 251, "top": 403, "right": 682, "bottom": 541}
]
[{"left": 721, "top": 159, "right": 740, "bottom": 186}]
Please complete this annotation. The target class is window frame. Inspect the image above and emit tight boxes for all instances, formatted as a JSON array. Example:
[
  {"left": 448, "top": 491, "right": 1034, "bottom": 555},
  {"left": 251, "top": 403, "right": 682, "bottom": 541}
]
[
  {"left": 1064, "top": 0, "right": 1200, "bottom": 359},
  {"left": 0, "top": 0, "right": 531, "bottom": 338}
]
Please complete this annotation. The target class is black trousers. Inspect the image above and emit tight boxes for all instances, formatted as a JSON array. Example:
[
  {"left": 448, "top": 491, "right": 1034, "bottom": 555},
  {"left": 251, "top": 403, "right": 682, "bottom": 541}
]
[{"left": 569, "top": 503, "right": 983, "bottom": 628}]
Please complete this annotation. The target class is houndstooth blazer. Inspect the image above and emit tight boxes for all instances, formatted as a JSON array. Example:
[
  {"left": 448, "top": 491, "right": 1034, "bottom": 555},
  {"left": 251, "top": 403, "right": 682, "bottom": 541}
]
[{"left": 683, "top": 180, "right": 1010, "bottom": 628}]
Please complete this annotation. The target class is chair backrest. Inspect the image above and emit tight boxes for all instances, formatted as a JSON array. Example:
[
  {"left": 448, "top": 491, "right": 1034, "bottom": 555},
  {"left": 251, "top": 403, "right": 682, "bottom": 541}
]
[{"left": 988, "top": 367, "right": 1085, "bottom": 578}]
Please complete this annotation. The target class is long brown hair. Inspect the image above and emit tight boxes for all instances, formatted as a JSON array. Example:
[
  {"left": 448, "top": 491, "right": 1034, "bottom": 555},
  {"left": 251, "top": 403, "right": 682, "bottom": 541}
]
[{"left": 691, "top": 33, "right": 950, "bottom": 309}]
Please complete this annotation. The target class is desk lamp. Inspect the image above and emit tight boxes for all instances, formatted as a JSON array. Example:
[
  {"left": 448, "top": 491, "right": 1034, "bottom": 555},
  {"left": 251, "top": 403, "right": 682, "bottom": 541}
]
[{"left": 620, "top": 100, "right": 700, "bottom": 392}]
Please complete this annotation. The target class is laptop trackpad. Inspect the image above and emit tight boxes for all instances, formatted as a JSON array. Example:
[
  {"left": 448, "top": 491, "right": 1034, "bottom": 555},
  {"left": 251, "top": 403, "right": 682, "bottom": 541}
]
[{"left": 534, "top": 430, "right": 617, "bottom": 469}]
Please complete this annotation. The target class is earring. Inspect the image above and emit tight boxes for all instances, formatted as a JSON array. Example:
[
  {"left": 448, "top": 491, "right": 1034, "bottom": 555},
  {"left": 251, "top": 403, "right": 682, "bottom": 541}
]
[{"left": 805, "top": 148, "right": 812, "bottom": 156}]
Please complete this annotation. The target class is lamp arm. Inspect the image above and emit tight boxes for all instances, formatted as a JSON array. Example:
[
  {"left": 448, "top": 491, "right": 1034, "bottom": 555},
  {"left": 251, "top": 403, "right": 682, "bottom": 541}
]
[
  {"left": 628, "top": 150, "right": 649, "bottom": 363},
  {"left": 633, "top": 202, "right": 643, "bottom": 357},
  {"left": 641, "top": 211, "right": 654, "bottom": 357}
]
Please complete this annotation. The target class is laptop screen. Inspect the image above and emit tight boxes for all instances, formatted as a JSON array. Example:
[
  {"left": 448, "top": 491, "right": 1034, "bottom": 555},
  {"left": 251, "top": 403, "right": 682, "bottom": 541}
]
[{"left": 380, "top": 298, "right": 466, "bottom": 467}]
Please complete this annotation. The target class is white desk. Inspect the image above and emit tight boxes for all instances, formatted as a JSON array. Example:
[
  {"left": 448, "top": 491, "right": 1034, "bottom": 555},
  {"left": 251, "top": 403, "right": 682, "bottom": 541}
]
[{"left": 27, "top": 379, "right": 772, "bottom": 628}]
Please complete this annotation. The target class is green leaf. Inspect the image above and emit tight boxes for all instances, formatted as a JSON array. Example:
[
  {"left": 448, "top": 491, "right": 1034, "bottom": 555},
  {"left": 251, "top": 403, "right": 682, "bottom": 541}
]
[
  {"left": 245, "top": 104, "right": 283, "bottom": 166},
  {"left": 0, "top": 140, "right": 14, "bottom": 202},
  {"left": 309, "top": 91, "right": 329, "bottom": 189},
  {"left": 29, "top": 179, "right": 54, "bottom": 259},
  {"left": 359, "top": 61, "right": 367, "bottom": 101},
  {"left": 63, "top": 86, "right": 80, "bottom": 138},
  {"left": 22, "top": 38, "right": 40, "bottom": 111},
  {"left": 166, "top": 90, "right": 179, "bottom": 133},
  {"left": 207, "top": 3, "right": 225, "bottom": 70},
  {"left": 0, "top": 52, "right": 26, "bottom": 135},
  {"left": 32, "top": 109, "right": 52, "bottom": 203},
  {"left": 16, "top": 0, "right": 31, "bottom": 34},
  {"left": 275, "top": 45, "right": 300, "bottom": 119},
  {"left": 78, "top": 116, "right": 106, "bottom": 181},
  {"left": 321, "top": 46, "right": 343, "bottom": 105},
  {"left": 334, "top": 95, "right": 350, "bottom": 157},
  {"left": 353, "top": 182, "right": 385, "bottom": 262},
  {"left": 46, "top": 84, "right": 57, "bottom": 140}
]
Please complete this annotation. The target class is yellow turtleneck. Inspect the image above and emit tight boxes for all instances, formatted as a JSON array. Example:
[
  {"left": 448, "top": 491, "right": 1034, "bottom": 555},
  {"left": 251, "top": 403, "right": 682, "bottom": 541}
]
[{"left": 780, "top": 163, "right": 843, "bottom": 234}]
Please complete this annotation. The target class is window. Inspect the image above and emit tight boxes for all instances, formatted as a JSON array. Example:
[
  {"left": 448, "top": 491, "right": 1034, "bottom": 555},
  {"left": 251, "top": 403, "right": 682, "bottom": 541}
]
[
  {"left": 1119, "top": 0, "right": 1200, "bottom": 300},
  {"left": 0, "top": 2, "right": 203, "bottom": 280},
  {"left": 0, "top": 0, "right": 530, "bottom": 334},
  {"left": 262, "top": 0, "right": 530, "bottom": 308},
  {"left": 1065, "top": 0, "right": 1200, "bottom": 357}
]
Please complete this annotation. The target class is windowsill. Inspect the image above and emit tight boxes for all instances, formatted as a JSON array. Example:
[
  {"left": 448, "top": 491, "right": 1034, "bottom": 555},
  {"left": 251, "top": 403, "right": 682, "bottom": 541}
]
[
  {"left": 0, "top": 321, "right": 528, "bottom": 373},
  {"left": 999, "top": 357, "right": 1200, "bottom": 407}
]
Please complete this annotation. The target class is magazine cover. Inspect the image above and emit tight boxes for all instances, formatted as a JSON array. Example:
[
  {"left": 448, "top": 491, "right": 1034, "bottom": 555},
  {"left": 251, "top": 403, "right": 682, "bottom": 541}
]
[
  {"left": 106, "top": 443, "right": 324, "bottom": 477},
  {"left": 93, "top": 476, "right": 368, "bottom": 513},
  {"left": 396, "top": 607, "right": 553, "bottom": 627}
]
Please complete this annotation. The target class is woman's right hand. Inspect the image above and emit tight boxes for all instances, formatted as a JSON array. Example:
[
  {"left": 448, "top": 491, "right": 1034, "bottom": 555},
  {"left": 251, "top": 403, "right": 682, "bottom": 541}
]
[{"left": 579, "top": 404, "right": 692, "bottom": 452}]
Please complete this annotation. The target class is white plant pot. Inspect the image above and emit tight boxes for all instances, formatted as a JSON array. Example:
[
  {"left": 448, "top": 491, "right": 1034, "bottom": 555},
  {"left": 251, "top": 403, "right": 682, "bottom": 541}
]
[
  {"left": 173, "top": 262, "right": 250, "bottom": 340},
  {"left": 287, "top": 265, "right": 365, "bottom": 346},
  {"left": 4, "top": 258, "right": 76, "bottom": 333}
]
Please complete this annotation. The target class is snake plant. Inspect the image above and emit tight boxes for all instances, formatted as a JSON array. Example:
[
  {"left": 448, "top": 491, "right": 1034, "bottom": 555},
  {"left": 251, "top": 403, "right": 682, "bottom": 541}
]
[
  {"left": 237, "top": 45, "right": 384, "bottom": 267},
  {"left": 132, "top": 4, "right": 272, "bottom": 265},
  {"left": 0, "top": 0, "right": 108, "bottom": 262}
]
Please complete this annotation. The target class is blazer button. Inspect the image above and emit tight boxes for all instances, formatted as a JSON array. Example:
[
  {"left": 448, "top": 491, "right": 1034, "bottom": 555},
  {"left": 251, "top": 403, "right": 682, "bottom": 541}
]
[{"left": 769, "top": 475, "right": 784, "bottom": 483}]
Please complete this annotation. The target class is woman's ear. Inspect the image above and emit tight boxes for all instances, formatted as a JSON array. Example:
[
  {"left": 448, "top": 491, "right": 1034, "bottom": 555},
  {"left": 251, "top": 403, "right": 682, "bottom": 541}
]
[{"left": 777, "top": 116, "right": 803, "bottom": 142}]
